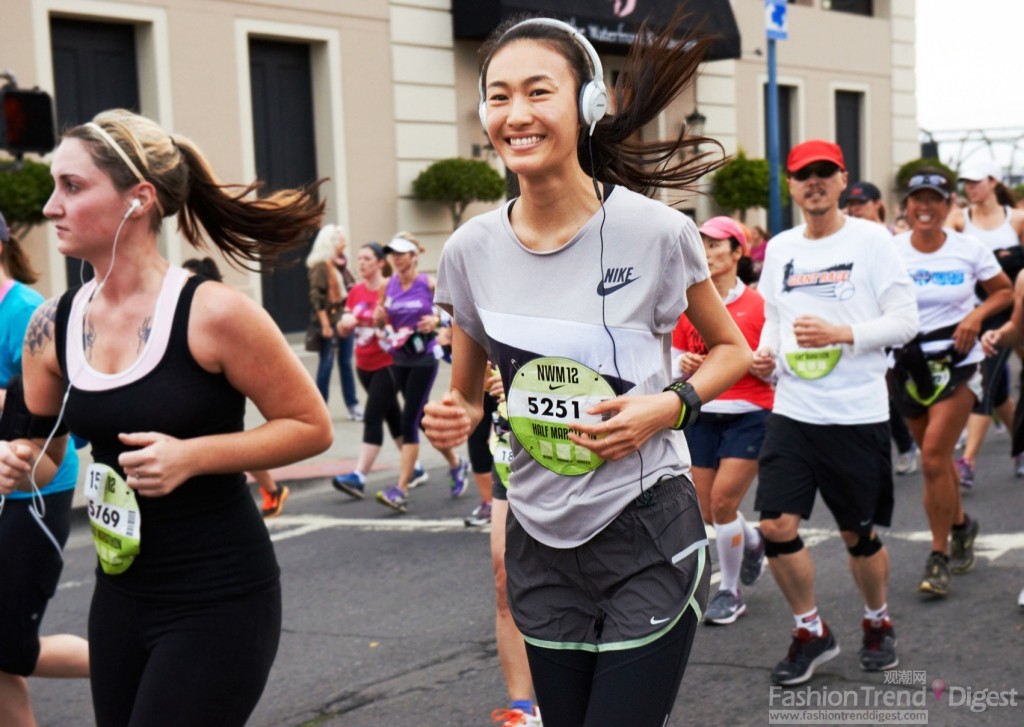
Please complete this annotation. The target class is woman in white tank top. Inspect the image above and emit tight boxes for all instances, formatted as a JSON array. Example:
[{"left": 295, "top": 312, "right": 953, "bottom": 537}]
[{"left": 947, "top": 158, "right": 1024, "bottom": 485}]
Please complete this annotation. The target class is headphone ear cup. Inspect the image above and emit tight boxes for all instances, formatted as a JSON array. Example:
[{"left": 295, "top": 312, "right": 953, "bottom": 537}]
[
  {"left": 479, "top": 101, "right": 488, "bottom": 133},
  {"left": 579, "top": 81, "right": 609, "bottom": 129}
]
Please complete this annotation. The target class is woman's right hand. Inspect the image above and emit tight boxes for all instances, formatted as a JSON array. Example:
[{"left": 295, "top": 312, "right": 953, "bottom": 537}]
[
  {"left": 0, "top": 441, "right": 33, "bottom": 495},
  {"left": 422, "top": 393, "right": 473, "bottom": 450},
  {"left": 337, "top": 313, "right": 357, "bottom": 338},
  {"left": 981, "top": 329, "right": 1002, "bottom": 356},
  {"left": 750, "top": 347, "right": 777, "bottom": 380},
  {"left": 320, "top": 324, "right": 334, "bottom": 339}
]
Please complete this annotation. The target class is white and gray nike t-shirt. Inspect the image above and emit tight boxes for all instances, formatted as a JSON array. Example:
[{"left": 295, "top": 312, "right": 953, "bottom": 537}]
[{"left": 435, "top": 186, "right": 709, "bottom": 548}]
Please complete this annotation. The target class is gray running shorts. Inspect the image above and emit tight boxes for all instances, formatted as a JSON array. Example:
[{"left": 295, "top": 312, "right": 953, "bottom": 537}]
[{"left": 504, "top": 474, "right": 710, "bottom": 652}]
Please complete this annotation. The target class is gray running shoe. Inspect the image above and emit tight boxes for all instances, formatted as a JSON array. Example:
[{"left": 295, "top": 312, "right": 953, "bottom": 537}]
[
  {"left": 859, "top": 618, "right": 898, "bottom": 672},
  {"left": 770, "top": 623, "right": 840, "bottom": 686},
  {"left": 704, "top": 589, "right": 747, "bottom": 625},
  {"left": 918, "top": 552, "right": 950, "bottom": 596},
  {"left": 950, "top": 516, "right": 979, "bottom": 574},
  {"left": 740, "top": 528, "right": 766, "bottom": 586}
]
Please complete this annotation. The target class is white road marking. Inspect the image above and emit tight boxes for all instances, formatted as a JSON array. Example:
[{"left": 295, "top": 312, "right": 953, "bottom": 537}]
[
  {"left": 55, "top": 520, "right": 1024, "bottom": 592},
  {"left": 265, "top": 514, "right": 478, "bottom": 542}
]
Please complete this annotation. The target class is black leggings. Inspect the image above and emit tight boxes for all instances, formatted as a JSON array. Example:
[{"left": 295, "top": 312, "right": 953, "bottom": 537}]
[
  {"left": 392, "top": 364, "right": 437, "bottom": 445},
  {"left": 467, "top": 393, "right": 498, "bottom": 474},
  {"left": 89, "top": 581, "right": 281, "bottom": 727},
  {"left": 357, "top": 367, "right": 402, "bottom": 446},
  {"left": 524, "top": 608, "right": 701, "bottom": 727}
]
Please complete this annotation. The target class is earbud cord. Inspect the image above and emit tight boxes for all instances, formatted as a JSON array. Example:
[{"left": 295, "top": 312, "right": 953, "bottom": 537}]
[
  {"left": 589, "top": 132, "right": 645, "bottom": 496},
  {"left": 11, "top": 210, "right": 132, "bottom": 557}
]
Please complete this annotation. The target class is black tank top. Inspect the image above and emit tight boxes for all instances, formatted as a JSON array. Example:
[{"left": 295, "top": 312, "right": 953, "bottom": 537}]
[{"left": 56, "top": 276, "right": 278, "bottom": 600}]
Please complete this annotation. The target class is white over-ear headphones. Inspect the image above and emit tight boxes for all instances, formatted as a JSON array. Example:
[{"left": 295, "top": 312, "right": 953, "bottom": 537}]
[
  {"left": 478, "top": 17, "right": 609, "bottom": 135},
  {"left": 124, "top": 198, "right": 142, "bottom": 219}
]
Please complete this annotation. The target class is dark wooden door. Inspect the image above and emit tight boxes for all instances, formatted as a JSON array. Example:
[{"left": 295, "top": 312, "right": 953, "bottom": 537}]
[
  {"left": 249, "top": 39, "right": 318, "bottom": 333},
  {"left": 50, "top": 17, "right": 140, "bottom": 287}
]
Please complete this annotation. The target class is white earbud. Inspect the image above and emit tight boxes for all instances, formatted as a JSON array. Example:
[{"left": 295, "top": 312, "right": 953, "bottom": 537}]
[{"left": 125, "top": 199, "right": 142, "bottom": 219}]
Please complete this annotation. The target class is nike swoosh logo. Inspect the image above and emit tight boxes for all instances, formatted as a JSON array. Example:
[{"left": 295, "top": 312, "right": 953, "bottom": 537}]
[
  {"left": 650, "top": 616, "right": 671, "bottom": 625},
  {"left": 860, "top": 519, "right": 872, "bottom": 527},
  {"left": 596, "top": 277, "right": 640, "bottom": 296},
  {"left": 548, "top": 384, "right": 567, "bottom": 390}
]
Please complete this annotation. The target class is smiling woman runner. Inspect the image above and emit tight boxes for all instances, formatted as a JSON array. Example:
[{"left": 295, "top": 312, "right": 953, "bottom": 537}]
[
  {"left": 423, "top": 14, "right": 750, "bottom": 727},
  {"left": 22, "top": 108, "right": 333, "bottom": 727}
]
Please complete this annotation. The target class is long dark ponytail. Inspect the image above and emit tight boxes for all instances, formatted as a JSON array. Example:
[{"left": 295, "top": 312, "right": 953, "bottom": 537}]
[{"left": 66, "top": 109, "right": 326, "bottom": 270}]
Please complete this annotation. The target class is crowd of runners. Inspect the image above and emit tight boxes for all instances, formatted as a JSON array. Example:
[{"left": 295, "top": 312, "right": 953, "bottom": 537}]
[{"left": 3, "top": 10, "right": 1024, "bottom": 727}]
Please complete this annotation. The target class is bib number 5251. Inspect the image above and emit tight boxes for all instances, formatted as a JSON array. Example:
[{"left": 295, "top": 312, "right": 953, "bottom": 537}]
[{"left": 527, "top": 396, "right": 581, "bottom": 419}]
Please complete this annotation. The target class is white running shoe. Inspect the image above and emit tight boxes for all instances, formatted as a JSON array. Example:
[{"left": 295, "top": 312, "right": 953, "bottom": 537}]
[{"left": 894, "top": 446, "right": 918, "bottom": 476}]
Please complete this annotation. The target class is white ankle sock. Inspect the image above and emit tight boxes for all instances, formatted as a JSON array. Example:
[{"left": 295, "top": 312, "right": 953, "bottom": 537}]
[
  {"left": 794, "top": 608, "right": 823, "bottom": 636},
  {"left": 864, "top": 603, "right": 889, "bottom": 624}
]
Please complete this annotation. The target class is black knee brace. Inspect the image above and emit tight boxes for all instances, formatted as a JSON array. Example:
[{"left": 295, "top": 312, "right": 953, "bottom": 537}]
[
  {"left": 764, "top": 535, "right": 804, "bottom": 558},
  {"left": 847, "top": 534, "right": 883, "bottom": 557}
]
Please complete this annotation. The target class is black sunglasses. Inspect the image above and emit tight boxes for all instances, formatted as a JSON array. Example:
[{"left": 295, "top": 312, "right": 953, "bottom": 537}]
[
  {"left": 790, "top": 163, "right": 841, "bottom": 182},
  {"left": 907, "top": 174, "right": 950, "bottom": 190}
]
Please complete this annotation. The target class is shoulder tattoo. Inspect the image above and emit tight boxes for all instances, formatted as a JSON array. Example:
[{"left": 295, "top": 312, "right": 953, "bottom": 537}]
[{"left": 25, "top": 298, "right": 59, "bottom": 357}]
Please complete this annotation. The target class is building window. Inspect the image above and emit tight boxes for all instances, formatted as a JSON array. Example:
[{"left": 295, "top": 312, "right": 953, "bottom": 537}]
[
  {"left": 825, "top": 0, "right": 873, "bottom": 16},
  {"left": 835, "top": 90, "right": 864, "bottom": 184}
]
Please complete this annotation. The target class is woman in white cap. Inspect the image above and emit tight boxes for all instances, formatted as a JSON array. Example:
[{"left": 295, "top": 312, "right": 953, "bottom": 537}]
[
  {"left": 947, "top": 159, "right": 1024, "bottom": 485},
  {"left": 891, "top": 170, "right": 1010, "bottom": 597},
  {"left": 672, "top": 216, "right": 773, "bottom": 626}
]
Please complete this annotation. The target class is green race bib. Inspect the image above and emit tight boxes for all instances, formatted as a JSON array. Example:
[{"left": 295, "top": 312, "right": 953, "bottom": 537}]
[
  {"left": 506, "top": 357, "right": 615, "bottom": 476},
  {"left": 905, "top": 359, "right": 951, "bottom": 406},
  {"left": 783, "top": 330, "right": 842, "bottom": 380},
  {"left": 489, "top": 429, "right": 513, "bottom": 489},
  {"left": 84, "top": 464, "right": 141, "bottom": 575}
]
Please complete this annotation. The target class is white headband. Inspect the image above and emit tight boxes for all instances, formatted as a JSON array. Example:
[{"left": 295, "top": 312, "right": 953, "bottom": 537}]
[{"left": 85, "top": 122, "right": 165, "bottom": 216}]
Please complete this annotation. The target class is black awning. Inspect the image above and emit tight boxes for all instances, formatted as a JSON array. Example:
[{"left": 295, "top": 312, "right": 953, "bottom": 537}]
[{"left": 452, "top": 0, "right": 740, "bottom": 61}]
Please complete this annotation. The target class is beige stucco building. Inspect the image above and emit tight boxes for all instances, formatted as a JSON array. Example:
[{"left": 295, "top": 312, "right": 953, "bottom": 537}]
[{"left": 2, "top": 0, "right": 916, "bottom": 328}]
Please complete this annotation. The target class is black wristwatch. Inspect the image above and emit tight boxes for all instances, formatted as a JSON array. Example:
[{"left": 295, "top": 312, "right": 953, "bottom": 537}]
[{"left": 664, "top": 381, "right": 702, "bottom": 430}]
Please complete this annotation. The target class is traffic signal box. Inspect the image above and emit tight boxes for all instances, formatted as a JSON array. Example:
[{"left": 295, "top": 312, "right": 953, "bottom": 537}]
[{"left": 1, "top": 87, "right": 57, "bottom": 156}]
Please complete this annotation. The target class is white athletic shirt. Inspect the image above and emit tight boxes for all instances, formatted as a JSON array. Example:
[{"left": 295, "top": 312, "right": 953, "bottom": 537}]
[
  {"left": 963, "top": 206, "right": 1019, "bottom": 252},
  {"left": 758, "top": 216, "right": 918, "bottom": 425},
  {"left": 894, "top": 229, "right": 1002, "bottom": 366},
  {"left": 435, "top": 186, "right": 709, "bottom": 548}
]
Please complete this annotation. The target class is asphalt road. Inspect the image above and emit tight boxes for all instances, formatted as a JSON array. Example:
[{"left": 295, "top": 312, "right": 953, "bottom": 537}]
[{"left": 27, "top": 429, "right": 1024, "bottom": 727}]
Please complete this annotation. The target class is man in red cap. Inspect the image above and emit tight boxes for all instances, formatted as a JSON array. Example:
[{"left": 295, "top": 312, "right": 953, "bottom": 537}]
[{"left": 750, "top": 140, "right": 919, "bottom": 686}]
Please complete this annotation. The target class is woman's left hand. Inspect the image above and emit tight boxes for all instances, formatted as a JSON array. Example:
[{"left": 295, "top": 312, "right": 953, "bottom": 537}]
[
  {"left": 118, "top": 432, "right": 194, "bottom": 497},
  {"left": 567, "top": 393, "right": 677, "bottom": 462},
  {"left": 415, "top": 314, "right": 439, "bottom": 334},
  {"left": 953, "top": 313, "right": 982, "bottom": 354}
]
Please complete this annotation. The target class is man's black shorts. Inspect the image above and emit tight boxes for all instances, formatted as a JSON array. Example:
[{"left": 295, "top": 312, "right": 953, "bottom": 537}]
[{"left": 755, "top": 414, "right": 894, "bottom": 534}]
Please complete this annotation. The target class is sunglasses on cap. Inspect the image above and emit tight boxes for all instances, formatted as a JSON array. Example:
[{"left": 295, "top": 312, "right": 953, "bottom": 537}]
[
  {"left": 790, "top": 162, "right": 841, "bottom": 182},
  {"left": 907, "top": 174, "right": 950, "bottom": 189}
]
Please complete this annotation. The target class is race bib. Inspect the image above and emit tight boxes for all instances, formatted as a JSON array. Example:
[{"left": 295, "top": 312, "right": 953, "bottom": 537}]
[
  {"left": 84, "top": 464, "right": 141, "bottom": 575},
  {"left": 783, "top": 331, "right": 842, "bottom": 380},
  {"left": 489, "top": 429, "right": 514, "bottom": 489},
  {"left": 506, "top": 357, "right": 614, "bottom": 476},
  {"left": 905, "top": 359, "right": 951, "bottom": 406}
]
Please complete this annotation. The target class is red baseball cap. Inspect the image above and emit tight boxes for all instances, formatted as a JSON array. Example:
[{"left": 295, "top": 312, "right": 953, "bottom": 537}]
[
  {"left": 699, "top": 216, "right": 748, "bottom": 255},
  {"left": 787, "top": 140, "right": 845, "bottom": 173}
]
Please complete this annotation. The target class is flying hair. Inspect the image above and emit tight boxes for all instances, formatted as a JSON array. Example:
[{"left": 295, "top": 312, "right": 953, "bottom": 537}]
[{"left": 478, "top": 7, "right": 727, "bottom": 201}]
